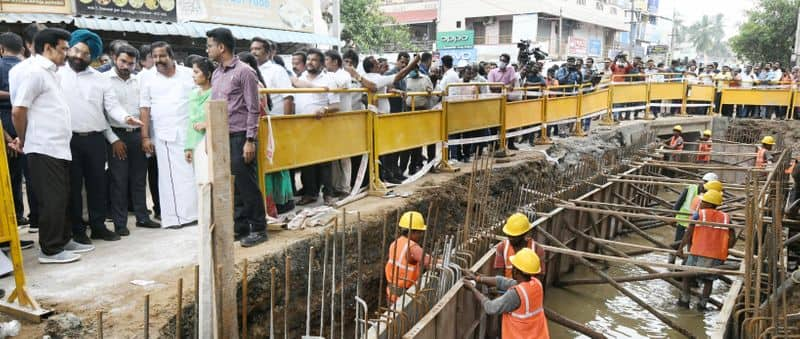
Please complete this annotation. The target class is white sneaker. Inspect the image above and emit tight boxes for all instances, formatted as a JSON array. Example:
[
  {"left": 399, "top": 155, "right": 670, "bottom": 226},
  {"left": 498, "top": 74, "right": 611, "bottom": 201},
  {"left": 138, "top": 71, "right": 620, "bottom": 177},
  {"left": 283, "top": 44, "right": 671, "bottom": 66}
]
[
  {"left": 64, "top": 240, "right": 95, "bottom": 254},
  {"left": 38, "top": 251, "right": 81, "bottom": 264}
]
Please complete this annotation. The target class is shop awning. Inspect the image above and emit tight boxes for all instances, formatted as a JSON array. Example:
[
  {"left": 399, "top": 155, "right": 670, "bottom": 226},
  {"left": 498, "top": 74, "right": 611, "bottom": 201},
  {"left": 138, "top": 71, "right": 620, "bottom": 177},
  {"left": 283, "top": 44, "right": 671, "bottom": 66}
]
[
  {"left": 72, "top": 17, "right": 340, "bottom": 45},
  {"left": 0, "top": 13, "right": 73, "bottom": 24},
  {"left": 386, "top": 9, "right": 437, "bottom": 25}
]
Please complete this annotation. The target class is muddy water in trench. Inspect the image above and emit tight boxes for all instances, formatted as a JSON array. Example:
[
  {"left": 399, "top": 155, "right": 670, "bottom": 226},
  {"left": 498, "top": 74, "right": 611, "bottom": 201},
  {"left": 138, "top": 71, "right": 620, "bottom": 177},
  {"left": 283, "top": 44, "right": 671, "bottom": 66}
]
[{"left": 544, "top": 224, "right": 733, "bottom": 338}]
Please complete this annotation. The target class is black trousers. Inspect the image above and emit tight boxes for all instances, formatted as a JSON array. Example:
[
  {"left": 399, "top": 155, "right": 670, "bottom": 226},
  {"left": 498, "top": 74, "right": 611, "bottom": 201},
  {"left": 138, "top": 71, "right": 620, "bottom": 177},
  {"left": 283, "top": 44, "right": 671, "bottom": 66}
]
[
  {"left": 147, "top": 155, "right": 160, "bottom": 216},
  {"left": 230, "top": 133, "right": 266, "bottom": 232},
  {"left": 69, "top": 132, "right": 108, "bottom": 234},
  {"left": 108, "top": 128, "right": 149, "bottom": 229},
  {"left": 28, "top": 153, "right": 71, "bottom": 255},
  {"left": 7, "top": 146, "right": 37, "bottom": 225},
  {"left": 301, "top": 162, "right": 333, "bottom": 198}
]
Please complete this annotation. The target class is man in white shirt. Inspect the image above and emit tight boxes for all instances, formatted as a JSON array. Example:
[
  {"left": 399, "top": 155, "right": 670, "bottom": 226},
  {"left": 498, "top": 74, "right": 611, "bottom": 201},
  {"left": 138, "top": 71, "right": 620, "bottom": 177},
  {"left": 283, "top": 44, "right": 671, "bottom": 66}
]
[
  {"left": 11, "top": 28, "right": 96, "bottom": 264},
  {"left": 60, "top": 30, "right": 144, "bottom": 244},
  {"left": 251, "top": 37, "right": 295, "bottom": 115},
  {"left": 140, "top": 41, "right": 198, "bottom": 228},
  {"left": 294, "top": 48, "right": 340, "bottom": 205},
  {"left": 436, "top": 55, "right": 460, "bottom": 92},
  {"left": 324, "top": 49, "right": 354, "bottom": 196},
  {"left": 105, "top": 44, "right": 161, "bottom": 235}
]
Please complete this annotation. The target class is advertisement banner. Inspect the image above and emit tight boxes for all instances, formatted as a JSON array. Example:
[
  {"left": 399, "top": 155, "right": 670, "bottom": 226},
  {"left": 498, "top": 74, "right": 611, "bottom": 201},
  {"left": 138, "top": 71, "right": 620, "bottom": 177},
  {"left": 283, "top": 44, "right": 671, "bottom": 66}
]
[
  {"left": 587, "top": 39, "right": 602, "bottom": 56},
  {"left": 437, "top": 48, "right": 478, "bottom": 65},
  {"left": 647, "top": 0, "right": 659, "bottom": 13},
  {"left": 75, "top": 0, "right": 177, "bottom": 22},
  {"left": 567, "top": 37, "right": 587, "bottom": 56},
  {"left": 436, "top": 30, "right": 475, "bottom": 50},
  {"left": 178, "top": 0, "right": 315, "bottom": 32},
  {"left": 1, "top": 0, "right": 71, "bottom": 14}
]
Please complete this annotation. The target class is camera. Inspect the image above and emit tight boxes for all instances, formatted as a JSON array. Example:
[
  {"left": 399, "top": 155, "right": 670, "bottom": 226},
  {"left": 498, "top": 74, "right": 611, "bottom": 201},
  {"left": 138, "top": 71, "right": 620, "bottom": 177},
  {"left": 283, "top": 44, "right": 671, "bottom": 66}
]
[{"left": 517, "top": 39, "right": 548, "bottom": 67}]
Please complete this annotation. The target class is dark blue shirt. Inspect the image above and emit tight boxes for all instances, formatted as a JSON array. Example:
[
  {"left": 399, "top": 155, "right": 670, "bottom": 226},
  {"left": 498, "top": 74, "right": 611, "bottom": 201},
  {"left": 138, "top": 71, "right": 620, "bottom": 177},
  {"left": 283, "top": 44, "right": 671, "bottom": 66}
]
[
  {"left": 525, "top": 73, "right": 545, "bottom": 85},
  {"left": 0, "top": 55, "right": 21, "bottom": 136}
]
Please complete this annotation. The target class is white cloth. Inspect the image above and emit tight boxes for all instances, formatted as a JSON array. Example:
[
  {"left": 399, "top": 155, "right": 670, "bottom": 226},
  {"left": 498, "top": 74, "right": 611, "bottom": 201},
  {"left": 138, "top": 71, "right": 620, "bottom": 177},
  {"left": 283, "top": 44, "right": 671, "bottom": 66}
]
[
  {"left": 259, "top": 62, "right": 293, "bottom": 115},
  {"left": 8, "top": 56, "right": 33, "bottom": 104},
  {"left": 331, "top": 68, "right": 353, "bottom": 112},
  {"left": 139, "top": 63, "right": 194, "bottom": 142},
  {"left": 436, "top": 68, "right": 460, "bottom": 92},
  {"left": 363, "top": 73, "right": 395, "bottom": 113},
  {"left": 58, "top": 66, "right": 129, "bottom": 143},
  {"left": 294, "top": 71, "right": 339, "bottom": 114},
  {"left": 11, "top": 55, "right": 72, "bottom": 160},
  {"left": 154, "top": 134, "right": 198, "bottom": 227},
  {"left": 105, "top": 68, "right": 141, "bottom": 128}
]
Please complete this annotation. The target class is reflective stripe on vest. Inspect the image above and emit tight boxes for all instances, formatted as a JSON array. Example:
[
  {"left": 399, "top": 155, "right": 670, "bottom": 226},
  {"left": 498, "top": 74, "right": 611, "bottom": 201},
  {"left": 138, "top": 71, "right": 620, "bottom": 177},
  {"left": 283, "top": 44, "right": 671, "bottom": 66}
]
[
  {"left": 502, "top": 278, "right": 550, "bottom": 339},
  {"left": 504, "top": 239, "right": 535, "bottom": 278},
  {"left": 756, "top": 147, "right": 767, "bottom": 168},
  {"left": 511, "top": 279, "right": 545, "bottom": 319},
  {"left": 676, "top": 184, "right": 699, "bottom": 227},
  {"left": 690, "top": 209, "right": 731, "bottom": 260},
  {"left": 385, "top": 237, "right": 421, "bottom": 290},
  {"left": 670, "top": 136, "right": 684, "bottom": 151},
  {"left": 697, "top": 142, "right": 711, "bottom": 162}
]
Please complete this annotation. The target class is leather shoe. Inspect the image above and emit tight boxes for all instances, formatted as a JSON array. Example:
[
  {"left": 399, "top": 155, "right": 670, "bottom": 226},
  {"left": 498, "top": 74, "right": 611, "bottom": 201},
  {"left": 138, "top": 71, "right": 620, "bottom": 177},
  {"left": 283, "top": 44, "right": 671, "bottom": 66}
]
[
  {"left": 241, "top": 231, "right": 268, "bottom": 247},
  {"left": 116, "top": 227, "right": 130, "bottom": 236},
  {"left": 297, "top": 196, "right": 317, "bottom": 206},
  {"left": 136, "top": 220, "right": 161, "bottom": 228},
  {"left": 180, "top": 220, "right": 198, "bottom": 227},
  {"left": 90, "top": 228, "right": 121, "bottom": 241},
  {"left": 73, "top": 231, "right": 92, "bottom": 245},
  {"left": 16, "top": 216, "right": 29, "bottom": 226}
]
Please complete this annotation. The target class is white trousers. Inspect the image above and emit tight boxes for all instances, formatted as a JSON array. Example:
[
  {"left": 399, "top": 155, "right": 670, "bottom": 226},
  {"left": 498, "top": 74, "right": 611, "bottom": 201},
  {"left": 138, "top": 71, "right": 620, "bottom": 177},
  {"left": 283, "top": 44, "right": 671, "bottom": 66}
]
[{"left": 154, "top": 136, "right": 198, "bottom": 227}]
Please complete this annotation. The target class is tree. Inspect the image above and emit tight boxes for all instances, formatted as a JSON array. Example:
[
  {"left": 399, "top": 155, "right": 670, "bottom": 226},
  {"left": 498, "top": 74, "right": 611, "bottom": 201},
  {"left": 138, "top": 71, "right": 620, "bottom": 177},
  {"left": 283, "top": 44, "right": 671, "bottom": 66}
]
[
  {"left": 688, "top": 14, "right": 725, "bottom": 63},
  {"left": 341, "top": 0, "right": 412, "bottom": 53},
  {"left": 730, "top": 0, "right": 800, "bottom": 66},
  {"left": 671, "top": 13, "right": 688, "bottom": 45}
]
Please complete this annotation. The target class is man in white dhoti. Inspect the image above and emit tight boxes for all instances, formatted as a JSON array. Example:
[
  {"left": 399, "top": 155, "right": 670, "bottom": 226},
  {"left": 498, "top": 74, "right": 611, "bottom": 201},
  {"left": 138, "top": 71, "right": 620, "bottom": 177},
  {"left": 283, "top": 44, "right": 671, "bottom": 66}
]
[{"left": 139, "top": 41, "right": 197, "bottom": 228}]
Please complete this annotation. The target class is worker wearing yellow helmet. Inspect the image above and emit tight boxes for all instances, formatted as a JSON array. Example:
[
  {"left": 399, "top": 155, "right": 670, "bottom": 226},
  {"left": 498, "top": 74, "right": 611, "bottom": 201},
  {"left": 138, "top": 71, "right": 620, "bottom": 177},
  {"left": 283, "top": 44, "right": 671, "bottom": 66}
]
[
  {"left": 697, "top": 129, "right": 712, "bottom": 163},
  {"left": 495, "top": 213, "right": 545, "bottom": 278},
  {"left": 755, "top": 136, "right": 775, "bottom": 168},
  {"left": 664, "top": 125, "right": 684, "bottom": 161},
  {"left": 676, "top": 189, "right": 734, "bottom": 311},
  {"left": 385, "top": 211, "right": 433, "bottom": 303},
  {"left": 669, "top": 172, "right": 718, "bottom": 264},
  {"left": 463, "top": 248, "right": 550, "bottom": 339}
]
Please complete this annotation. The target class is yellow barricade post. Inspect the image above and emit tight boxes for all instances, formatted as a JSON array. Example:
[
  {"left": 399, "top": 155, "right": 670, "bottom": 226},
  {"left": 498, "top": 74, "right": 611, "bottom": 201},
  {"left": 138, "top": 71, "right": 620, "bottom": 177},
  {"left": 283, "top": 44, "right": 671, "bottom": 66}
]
[
  {"left": 685, "top": 82, "right": 715, "bottom": 115},
  {"left": 646, "top": 73, "right": 686, "bottom": 116},
  {"left": 792, "top": 85, "right": 799, "bottom": 120},
  {"left": 441, "top": 82, "right": 506, "bottom": 166},
  {"left": 0, "top": 126, "right": 49, "bottom": 321},
  {"left": 542, "top": 84, "right": 581, "bottom": 143},
  {"left": 610, "top": 74, "right": 650, "bottom": 120},
  {"left": 578, "top": 83, "right": 611, "bottom": 136},
  {"left": 719, "top": 81, "right": 794, "bottom": 119},
  {"left": 505, "top": 85, "right": 545, "bottom": 144}
]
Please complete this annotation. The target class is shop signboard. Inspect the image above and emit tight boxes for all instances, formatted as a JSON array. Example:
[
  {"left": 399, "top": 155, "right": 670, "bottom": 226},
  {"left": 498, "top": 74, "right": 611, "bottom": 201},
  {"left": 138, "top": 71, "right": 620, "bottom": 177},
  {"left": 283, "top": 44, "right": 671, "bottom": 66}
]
[
  {"left": 75, "top": 0, "right": 177, "bottom": 22},
  {"left": 436, "top": 30, "right": 475, "bottom": 50},
  {"left": 588, "top": 39, "right": 602, "bottom": 57},
  {"left": 437, "top": 48, "right": 477, "bottom": 65},
  {"left": 178, "top": 0, "right": 315, "bottom": 32},
  {"left": 568, "top": 37, "right": 587, "bottom": 56},
  {"left": 0, "top": 0, "right": 72, "bottom": 14}
]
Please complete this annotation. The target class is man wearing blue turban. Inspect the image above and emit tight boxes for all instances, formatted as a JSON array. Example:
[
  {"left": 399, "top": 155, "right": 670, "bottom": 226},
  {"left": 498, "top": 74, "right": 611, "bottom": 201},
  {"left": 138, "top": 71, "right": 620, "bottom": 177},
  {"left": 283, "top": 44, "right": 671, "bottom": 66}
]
[{"left": 59, "top": 29, "right": 143, "bottom": 245}]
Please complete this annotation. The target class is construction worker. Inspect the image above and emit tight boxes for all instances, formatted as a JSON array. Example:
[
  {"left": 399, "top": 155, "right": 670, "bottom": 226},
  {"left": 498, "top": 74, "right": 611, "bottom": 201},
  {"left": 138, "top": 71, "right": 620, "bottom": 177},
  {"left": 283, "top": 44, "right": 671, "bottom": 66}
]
[
  {"left": 696, "top": 129, "right": 712, "bottom": 163},
  {"left": 463, "top": 248, "right": 550, "bottom": 339},
  {"left": 385, "top": 211, "right": 433, "bottom": 303},
  {"left": 755, "top": 136, "right": 774, "bottom": 168},
  {"left": 676, "top": 189, "right": 734, "bottom": 310},
  {"left": 494, "top": 213, "right": 545, "bottom": 278},
  {"left": 669, "top": 172, "right": 718, "bottom": 264},
  {"left": 664, "top": 125, "right": 684, "bottom": 161}
]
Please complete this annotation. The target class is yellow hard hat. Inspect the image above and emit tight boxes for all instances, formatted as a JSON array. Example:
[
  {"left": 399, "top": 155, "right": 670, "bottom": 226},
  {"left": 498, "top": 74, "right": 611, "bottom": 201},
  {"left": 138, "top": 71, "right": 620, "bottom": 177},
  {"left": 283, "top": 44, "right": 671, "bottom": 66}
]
[
  {"left": 502, "top": 213, "right": 533, "bottom": 237},
  {"left": 703, "top": 180, "right": 723, "bottom": 192},
  {"left": 509, "top": 248, "right": 542, "bottom": 275},
  {"left": 762, "top": 136, "right": 775, "bottom": 145},
  {"left": 398, "top": 211, "right": 427, "bottom": 231},
  {"left": 701, "top": 189, "right": 723, "bottom": 206},
  {"left": 673, "top": 125, "right": 683, "bottom": 132},
  {"left": 703, "top": 129, "right": 712, "bottom": 136}
]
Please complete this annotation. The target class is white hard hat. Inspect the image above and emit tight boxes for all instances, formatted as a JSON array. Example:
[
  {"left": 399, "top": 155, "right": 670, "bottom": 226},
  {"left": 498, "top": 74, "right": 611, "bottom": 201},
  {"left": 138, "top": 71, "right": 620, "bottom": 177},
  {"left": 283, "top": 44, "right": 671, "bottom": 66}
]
[{"left": 702, "top": 172, "right": 719, "bottom": 182}]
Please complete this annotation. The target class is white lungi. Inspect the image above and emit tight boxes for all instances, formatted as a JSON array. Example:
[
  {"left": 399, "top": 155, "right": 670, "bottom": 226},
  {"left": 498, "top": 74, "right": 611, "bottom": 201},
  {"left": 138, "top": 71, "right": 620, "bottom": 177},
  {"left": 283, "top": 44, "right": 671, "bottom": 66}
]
[{"left": 154, "top": 135, "right": 198, "bottom": 227}]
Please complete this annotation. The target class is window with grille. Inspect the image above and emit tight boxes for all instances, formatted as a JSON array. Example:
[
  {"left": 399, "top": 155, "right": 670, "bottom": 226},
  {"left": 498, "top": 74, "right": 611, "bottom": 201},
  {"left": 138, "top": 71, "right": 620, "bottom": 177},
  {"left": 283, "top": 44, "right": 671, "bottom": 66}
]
[{"left": 499, "top": 20, "right": 513, "bottom": 44}]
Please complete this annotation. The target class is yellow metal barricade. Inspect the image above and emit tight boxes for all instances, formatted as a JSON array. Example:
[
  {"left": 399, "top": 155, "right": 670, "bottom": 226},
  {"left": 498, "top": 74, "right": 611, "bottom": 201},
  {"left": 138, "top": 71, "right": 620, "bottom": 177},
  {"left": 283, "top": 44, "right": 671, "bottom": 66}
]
[
  {"left": 504, "top": 86, "right": 544, "bottom": 140},
  {"left": 719, "top": 82, "right": 794, "bottom": 119},
  {"left": 442, "top": 83, "right": 506, "bottom": 162},
  {"left": 792, "top": 85, "right": 800, "bottom": 120},
  {"left": 685, "top": 83, "right": 715, "bottom": 114},
  {"left": 647, "top": 73, "right": 687, "bottom": 116},
  {"left": 579, "top": 85, "right": 610, "bottom": 134},
  {"left": 0, "top": 126, "right": 47, "bottom": 321},
  {"left": 542, "top": 84, "right": 581, "bottom": 141},
  {"left": 610, "top": 74, "right": 650, "bottom": 119}
]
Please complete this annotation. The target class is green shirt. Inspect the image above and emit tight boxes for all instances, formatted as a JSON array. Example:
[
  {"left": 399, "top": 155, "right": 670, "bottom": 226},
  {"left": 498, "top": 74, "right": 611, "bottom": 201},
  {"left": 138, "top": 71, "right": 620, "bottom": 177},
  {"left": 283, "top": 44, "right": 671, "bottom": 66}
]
[{"left": 185, "top": 88, "right": 211, "bottom": 151}]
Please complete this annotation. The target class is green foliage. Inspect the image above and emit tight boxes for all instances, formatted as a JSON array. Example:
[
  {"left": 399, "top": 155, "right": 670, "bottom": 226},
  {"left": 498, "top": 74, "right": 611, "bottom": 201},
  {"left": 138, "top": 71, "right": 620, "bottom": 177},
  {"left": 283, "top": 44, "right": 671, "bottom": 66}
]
[
  {"left": 688, "top": 14, "right": 725, "bottom": 57},
  {"left": 730, "top": 0, "right": 800, "bottom": 66},
  {"left": 341, "top": 0, "right": 412, "bottom": 53}
]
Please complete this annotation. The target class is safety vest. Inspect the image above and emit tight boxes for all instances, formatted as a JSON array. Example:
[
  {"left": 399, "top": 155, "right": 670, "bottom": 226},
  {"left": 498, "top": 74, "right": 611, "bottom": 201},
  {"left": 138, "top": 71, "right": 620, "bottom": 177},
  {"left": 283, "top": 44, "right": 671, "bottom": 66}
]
[
  {"left": 697, "top": 141, "right": 712, "bottom": 163},
  {"left": 502, "top": 278, "right": 550, "bottom": 339},
  {"left": 755, "top": 147, "right": 768, "bottom": 168},
  {"left": 675, "top": 184, "right": 699, "bottom": 227},
  {"left": 385, "top": 236, "right": 421, "bottom": 302},
  {"left": 502, "top": 239, "right": 537, "bottom": 278},
  {"left": 690, "top": 195, "right": 702, "bottom": 212},
  {"left": 785, "top": 160, "right": 796, "bottom": 174},
  {"left": 690, "top": 208, "right": 731, "bottom": 261},
  {"left": 670, "top": 136, "right": 684, "bottom": 151}
]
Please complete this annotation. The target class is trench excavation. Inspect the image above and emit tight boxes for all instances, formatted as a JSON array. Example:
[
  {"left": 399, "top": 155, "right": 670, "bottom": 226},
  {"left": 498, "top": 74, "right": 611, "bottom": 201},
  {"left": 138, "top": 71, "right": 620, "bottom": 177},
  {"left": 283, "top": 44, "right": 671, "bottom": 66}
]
[{"left": 151, "top": 118, "right": 796, "bottom": 338}]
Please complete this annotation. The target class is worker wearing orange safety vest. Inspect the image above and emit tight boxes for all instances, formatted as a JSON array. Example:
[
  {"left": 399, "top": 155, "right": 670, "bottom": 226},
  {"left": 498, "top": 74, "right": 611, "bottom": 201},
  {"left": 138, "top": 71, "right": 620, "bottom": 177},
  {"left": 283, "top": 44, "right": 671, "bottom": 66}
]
[
  {"left": 463, "top": 248, "right": 550, "bottom": 339},
  {"left": 494, "top": 213, "right": 546, "bottom": 279},
  {"left": 755, "top": 136, "right": 775, "bottom": 168},
  {"left": 696, "top": 129, "right": 712, "bottom": 163},
  {"left": 669, "top": 172, "right": 718, "bottom": 264},
  {"left": 676, "top": 189, "right": 735, "bottom": 311},
  {"left": 385, "top": 211, "right": 433, "bottom": 303},
  {"left": 664, "top": 125, "right": 684, "bottom": 161}
]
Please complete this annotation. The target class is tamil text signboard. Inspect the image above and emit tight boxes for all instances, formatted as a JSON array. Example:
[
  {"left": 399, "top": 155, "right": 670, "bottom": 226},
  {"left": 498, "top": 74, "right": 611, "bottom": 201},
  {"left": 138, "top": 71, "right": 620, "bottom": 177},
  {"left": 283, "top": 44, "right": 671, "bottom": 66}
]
[
  {"left": 436, "top": 30, "right": 475, "bottom": 50},
  {"left": 178, "top": 0, "right": 315, "bottom": 32},
  {"left": 1, "top": 0, "right": 72, "bottom": 14},
  {"left": 75, "top": 0, "right": 177, "bottom": 22}
]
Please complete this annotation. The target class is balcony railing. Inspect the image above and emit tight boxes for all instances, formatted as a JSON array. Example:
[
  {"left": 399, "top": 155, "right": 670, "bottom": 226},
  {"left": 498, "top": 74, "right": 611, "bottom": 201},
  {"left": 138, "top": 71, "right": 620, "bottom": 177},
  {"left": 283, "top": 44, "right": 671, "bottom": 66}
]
[{"left": 383, "top": 39, "right": 435, "bottom": 52}]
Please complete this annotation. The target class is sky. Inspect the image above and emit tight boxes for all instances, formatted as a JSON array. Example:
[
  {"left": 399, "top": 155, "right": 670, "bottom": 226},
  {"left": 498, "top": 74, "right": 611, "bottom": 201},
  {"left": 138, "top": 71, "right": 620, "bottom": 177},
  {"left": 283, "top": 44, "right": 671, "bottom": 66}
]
[{"left": 657, "top": 0, "right": 757, "bottom": 39}]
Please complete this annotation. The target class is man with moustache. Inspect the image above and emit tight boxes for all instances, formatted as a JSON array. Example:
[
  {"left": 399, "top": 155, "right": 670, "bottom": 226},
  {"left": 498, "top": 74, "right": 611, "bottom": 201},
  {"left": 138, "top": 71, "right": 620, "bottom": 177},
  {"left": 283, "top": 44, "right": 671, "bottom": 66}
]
[
  {"left": 59, "top": 29, "right": 143, "bottom": 244},
  {"left": 105, "top": 44, "right": 160, "bottom": 235},
  {"left": 139, "top": 41, "right": 198, "bottom": 229}
]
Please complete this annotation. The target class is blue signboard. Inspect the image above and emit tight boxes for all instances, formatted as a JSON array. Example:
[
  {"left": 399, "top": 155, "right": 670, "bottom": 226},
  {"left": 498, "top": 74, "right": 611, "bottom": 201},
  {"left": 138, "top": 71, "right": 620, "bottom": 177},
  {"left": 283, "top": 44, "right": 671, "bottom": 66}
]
[
  {"left": 438, "top": 48, "right": 478, "bottom": 65},
  {"left": 588, "top": 39, "right": 602, "bottom": 56}
]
